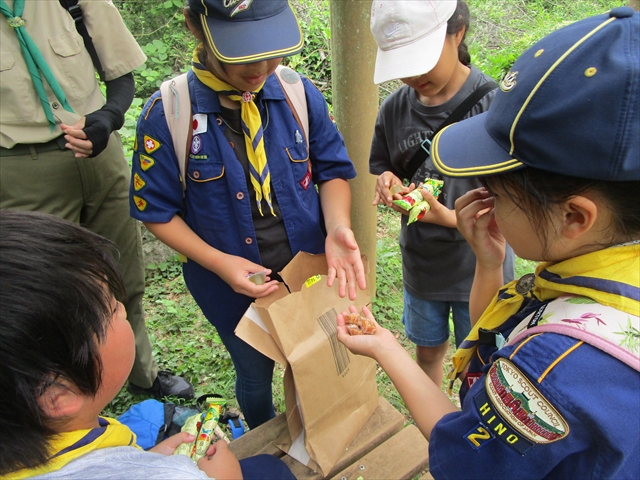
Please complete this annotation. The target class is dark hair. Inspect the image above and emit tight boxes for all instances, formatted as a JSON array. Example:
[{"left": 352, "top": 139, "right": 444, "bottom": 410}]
[
  {"left": 482, "top": 169, "right": 640, "bottom": 255},
  {"left": 0, "top": 210, "right": 125, "bottom": 475},
  {"left": 447, "top": 0, "right": 471, "bottom": 66}
]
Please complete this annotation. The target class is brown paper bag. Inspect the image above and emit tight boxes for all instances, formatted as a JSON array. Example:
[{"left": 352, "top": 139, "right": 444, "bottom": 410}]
[{"left": 236, "top": 252, "right": 379, "bottom": 476}]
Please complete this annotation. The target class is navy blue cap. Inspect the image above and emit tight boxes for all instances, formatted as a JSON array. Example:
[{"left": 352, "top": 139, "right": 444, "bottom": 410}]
[
  {"left": 432, "top": 8, "right": 639, "bottom": 181},
  {"left": 188, "top": 0, "right": 304, "bottom": 64}
]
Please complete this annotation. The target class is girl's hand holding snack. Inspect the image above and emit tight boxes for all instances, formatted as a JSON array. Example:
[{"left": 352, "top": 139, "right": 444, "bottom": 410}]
[
  {"left": 215, "top": 253, "right": 279, "bottom": 299},
  {"left": 455, "top": 187, "right": 507, "bottom": 270},
  {"left": 417, "top": 188, "right": 456, "bottom": 228},
  {"left": 336, "top": 305, "right": 400, "bottom": 359},
  {"left": 325, "top": 224, "right": 367, "bottom": 301},
  {"left": 373, "top": 171, "right": 410, "bottom": 207}
]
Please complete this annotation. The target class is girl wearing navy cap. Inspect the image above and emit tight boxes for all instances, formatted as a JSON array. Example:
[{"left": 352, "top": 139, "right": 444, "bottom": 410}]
[
  {"left": 338, "top": 8, "right": 639, "bottom": 479},
  {"left": 130, "top": 0, "right": 365, "bottom": 429}
]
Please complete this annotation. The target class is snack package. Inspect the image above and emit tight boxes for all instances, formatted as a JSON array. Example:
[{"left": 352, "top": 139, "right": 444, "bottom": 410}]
[
  {"left": 344, "top": 313, "right": 377, "bottom": 335},
  {"left": 173, "top": 412, "right": 202, "bottom": 457},
  {"left": 192, "top": 397, "right": 226, "bottom": 461},
  {"left": 173, "top": 397, "right": 226, "bottom": 460},
  {"left": 392, "top": 188, "right": 424, "bottom": 211}
]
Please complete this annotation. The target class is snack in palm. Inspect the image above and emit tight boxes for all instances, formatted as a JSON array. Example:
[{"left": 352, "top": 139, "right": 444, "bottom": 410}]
[{"left": 344, "top": 313, "right": 377, "bottom": 335}]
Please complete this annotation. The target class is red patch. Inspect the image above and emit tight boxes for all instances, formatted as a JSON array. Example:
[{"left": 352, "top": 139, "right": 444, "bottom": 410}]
[
  {"left": 466, "top": 372, "right": 483, "bottom": 390},
  {"left": 300, "top": 170, "right": 312, "bottom": 190}
]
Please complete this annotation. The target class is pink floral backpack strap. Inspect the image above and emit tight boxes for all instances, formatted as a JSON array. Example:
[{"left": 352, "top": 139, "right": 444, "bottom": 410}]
[{"left": 505, "top": 295, "right": 640, "bottom": 372}]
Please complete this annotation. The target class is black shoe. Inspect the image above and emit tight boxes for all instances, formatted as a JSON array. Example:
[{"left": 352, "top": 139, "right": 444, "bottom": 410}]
[{"left": 128, "top": 370, "right": 195, "bottom": 400}]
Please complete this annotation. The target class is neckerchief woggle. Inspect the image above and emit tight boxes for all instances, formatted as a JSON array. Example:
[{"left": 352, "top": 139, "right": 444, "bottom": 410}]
[
  {"left": 5, "top": 417, "right": 139, "bottom": 479},
  {"left": 191, "top": 45, "right": 275, "bottom": 216},
  {"left": 448, "top": 242, "right": 640, "bottom": 393},
  {"left": 0, "top": 0, "right": 74, "bottom": 130}
]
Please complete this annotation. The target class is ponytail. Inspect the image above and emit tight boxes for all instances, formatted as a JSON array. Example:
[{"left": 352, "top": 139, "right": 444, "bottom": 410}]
[{"left": 447, "top": 0, "right": 471, "bottom": 66}]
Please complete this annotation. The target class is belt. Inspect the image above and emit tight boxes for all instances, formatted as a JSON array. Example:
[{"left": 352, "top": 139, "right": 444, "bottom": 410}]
[{"left": 0, "top": 135, "right": 67, "bottom": 157}]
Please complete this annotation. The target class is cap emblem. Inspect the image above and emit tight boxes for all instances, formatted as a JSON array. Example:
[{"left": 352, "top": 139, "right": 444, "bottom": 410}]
[
  {"left": 385, "top": 23, "right": 400, "bottom": 37},
  {"left": 500, "top": 71, "right": 518, "bottom": 92},
  {"left": 227, "top": 0, "right": 254, "bottom": 17}
]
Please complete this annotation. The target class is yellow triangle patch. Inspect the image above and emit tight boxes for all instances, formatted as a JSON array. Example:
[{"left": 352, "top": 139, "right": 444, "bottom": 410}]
[
  {"left": 139, "top": 154, "right": 155, "bottom": 171},
  {"left": 134, "top": 135, "right": 138, "bottom": 151},
  {"left": 143, "top": 135, "right": 161, "bottom": 154},
  {"left": 133, "top": 195, "right": 148, "bottom": 211},
  {"left": 133, "top": 173, "right": 146, "bottom": 192}
]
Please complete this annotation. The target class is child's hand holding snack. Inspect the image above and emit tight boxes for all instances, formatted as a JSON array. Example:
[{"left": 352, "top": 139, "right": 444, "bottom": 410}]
[{"left": 197, "top": 441, "right": 242, "bottom": 480}]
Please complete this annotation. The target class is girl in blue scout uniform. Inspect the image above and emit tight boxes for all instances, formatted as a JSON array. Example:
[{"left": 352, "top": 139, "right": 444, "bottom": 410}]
[
  {"left": 368, "top": 0, "right": 515, "bottom": 389},
  {"left": 337, "top": 8, "right": 639, "bottom": 479},
  {"left": 129, "top": 0, "right": 366, "bottom": 430}
]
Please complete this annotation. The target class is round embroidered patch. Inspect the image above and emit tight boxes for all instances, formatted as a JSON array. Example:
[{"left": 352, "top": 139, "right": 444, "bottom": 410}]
[{"left": 485, "top": 358, "right": 569, "bottom": 444}]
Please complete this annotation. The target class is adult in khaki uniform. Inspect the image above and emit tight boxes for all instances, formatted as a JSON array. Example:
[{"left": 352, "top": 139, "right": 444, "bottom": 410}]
[{"left": 0, "top": 0, "right": 192, "bottom": 399}]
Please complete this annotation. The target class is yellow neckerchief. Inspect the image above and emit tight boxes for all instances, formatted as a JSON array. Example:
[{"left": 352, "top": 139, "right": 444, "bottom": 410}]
[
  {"left": 448, "top": 242, "right": 640, "bottom": 393},
  {"left": 6, "top": 417, "right": 139, "bottom": 479},
  {"left": 191, "top": 45, "right": 275, "bottom": 216}
]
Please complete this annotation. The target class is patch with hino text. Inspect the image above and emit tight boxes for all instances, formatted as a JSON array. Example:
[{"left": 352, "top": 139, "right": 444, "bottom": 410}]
[{"left": 485, "top": 358, "right": 569, "bottom": 444}]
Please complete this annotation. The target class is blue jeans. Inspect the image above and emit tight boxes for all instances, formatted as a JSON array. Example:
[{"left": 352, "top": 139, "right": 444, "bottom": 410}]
[
  {"left": 217, "top": 327, "right": 276, "bottom": 430},
  {"left": 240, "top": 454, "right": 295, "bottom": 479},
  {"left": 402, "top": 289, "right": 471, "bottom": 348}
]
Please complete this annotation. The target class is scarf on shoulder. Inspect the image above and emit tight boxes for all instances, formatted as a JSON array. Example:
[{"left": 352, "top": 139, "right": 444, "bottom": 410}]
[
  {"left": 448, "top": 243, "right": 640, "bottom": 392},
  {"left": 5, "top": 417, "right": 139, "bottom": 479},
  {"left": 191, "top": 45, "right": 275, "bottom": 216}
]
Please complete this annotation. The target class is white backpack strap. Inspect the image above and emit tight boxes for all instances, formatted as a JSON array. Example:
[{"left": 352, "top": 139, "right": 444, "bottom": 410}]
[
  {"left": 506, "top": 295, "right": 640, "bottom": 372},
  {"left": 274, "top": 65, "right": 309, "bottom": 149},
  {"left": 160, "top": 73, "right": 192, "bottom": 192}
]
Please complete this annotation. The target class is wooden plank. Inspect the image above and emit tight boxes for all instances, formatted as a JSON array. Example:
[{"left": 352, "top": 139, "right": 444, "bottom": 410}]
[
  {"left": 285, "top": 397, "right": 405, "bottom": 479},
  {"left": 228, "top": 412, "right": 287, "bottom": 460},
  {"left": 330, "top": 425, "right": 429, "bottom": 480}
]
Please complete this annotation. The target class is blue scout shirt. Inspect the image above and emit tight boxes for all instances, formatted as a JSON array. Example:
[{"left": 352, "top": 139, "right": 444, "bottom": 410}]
[
  {"left": 130, "top": 71, "right": 356, "bottom": 335},
  {"left": 429, "top": 296, "right": 640, "bottom": 479}
]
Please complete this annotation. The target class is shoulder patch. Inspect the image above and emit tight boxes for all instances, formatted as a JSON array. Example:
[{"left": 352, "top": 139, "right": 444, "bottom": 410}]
[
  {"left": 133, "top": 195, "right": 148, "bottom": 212},
  {"left": 139, "top": 155, "right": 155, "bottom": 171},
  {"left": 485, "top": 358, "right": 569, "bottom": 444},
  {"left": 134, "top": 135, "right": 138, "bottom": 152},
  {"left": 133, "top": 173, "right": 146, "bottom": 192},
  {"left": 143, "top": 135, "right": 161, "bottom": 154}
]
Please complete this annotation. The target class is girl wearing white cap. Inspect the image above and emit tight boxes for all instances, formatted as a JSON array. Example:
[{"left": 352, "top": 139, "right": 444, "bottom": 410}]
[{"left": 369, "top": 0, "right": 515, "bottom": 388}]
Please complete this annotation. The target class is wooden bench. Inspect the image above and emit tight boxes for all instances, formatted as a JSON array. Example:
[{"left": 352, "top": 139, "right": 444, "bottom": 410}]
[{"left": 229, "top": 397, "right": 430, "bottom": 479}]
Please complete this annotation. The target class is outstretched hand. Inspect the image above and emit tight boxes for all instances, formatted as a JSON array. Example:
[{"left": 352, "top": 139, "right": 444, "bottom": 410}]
[
  {"left": 325, "top": 225, "right": 367, "bottom": 301},
  {"left": 336, "top": 305, "right": 398, "bottom": 359},
  {"left": 455, "top": 187, "right": 507, "bottom": 269}
]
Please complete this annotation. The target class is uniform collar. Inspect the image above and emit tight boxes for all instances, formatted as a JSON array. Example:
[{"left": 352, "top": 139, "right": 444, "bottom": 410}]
[{"left": 189, "top": 70, "right": 286, "bottom": 115}]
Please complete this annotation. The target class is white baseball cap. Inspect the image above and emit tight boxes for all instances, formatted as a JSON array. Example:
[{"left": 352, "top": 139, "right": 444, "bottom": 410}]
[{"left": 370, "top": 0, "right": 458, "bottom": 84}]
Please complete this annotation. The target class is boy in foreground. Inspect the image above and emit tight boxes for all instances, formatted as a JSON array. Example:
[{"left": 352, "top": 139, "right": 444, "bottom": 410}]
[{"left": 0, "top": 210, "right": 294, "bottom": 479}]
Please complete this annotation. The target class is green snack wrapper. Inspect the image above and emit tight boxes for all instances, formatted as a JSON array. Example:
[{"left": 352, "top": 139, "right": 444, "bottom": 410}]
[
  {"left": 392, "top": 188, "right": 424, "bottom": 211},
  {"left": 192, "top": 397, "right": 226, "bottom": 461},
  {"left": 407, "top": 200, "right": 430, "bottom": 225},
  {"left": 406, "top": 179, "right": 444, "bottom": 225},
  {"left": 173, "top": 412, "right": 202, "bottom": 457}
]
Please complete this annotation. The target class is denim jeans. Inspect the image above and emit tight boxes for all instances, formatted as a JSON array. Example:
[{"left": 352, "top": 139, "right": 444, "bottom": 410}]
[{"left": 217, "top": 326, "right": 276, "bottom": 429}]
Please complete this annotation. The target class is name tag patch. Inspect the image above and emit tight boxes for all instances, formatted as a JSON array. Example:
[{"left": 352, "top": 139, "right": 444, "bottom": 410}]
[{"left": 485, "top": 358, "right": 569, "bottom": 444}]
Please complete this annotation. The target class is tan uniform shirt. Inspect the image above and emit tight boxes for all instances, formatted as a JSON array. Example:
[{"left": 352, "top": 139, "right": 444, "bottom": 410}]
[{"left": 0, "top": 0, "right": 146, "bottom": 147}]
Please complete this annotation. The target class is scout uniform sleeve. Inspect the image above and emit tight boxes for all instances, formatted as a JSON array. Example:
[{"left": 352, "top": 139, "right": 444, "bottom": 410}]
[
  {"left": 428, "top": 333, "right": 639, "bottom": 479},
  {"left": 129, "top": 93, "right": 185, "bottom": 223},
  {"left": 79, "top": 0, "right": 146, "bottom": 80},
  {"left": 303, "top": 77, "right": 356, "bottom": 183}
]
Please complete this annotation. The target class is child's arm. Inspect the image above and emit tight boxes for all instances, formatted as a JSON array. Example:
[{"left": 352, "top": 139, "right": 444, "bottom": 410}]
[
  {"left": 318, "top": 178, "right": 367, "bottom": 301},
  {"left": 197, "top": 441, "right": 243, "bottom": 479},
  {"left": 145, "top": 216, "right": 279, "bottom": 299},
  {"left": 337, "top": 306, "right": 458, "bottom": 440},
  {"left": 455, "top": 188, "right": 506, "bottom": 323}
]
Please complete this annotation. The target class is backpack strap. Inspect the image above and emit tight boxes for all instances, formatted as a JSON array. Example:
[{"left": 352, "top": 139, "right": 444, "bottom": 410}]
[
  {"left": 160, "top": 73, "right": 192, "bottom": 194},
  {"left": 58, "top": 0, "right": 106, "bottom": 81},
  {"left": 404, "top": 80, "right": 498, "bottom": 181},
  {"left": 505, "top": 295, "right": 640, "bottom": 372},
  {"left": 274, "top": 65, "right": 309, "bottom": 150}
]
